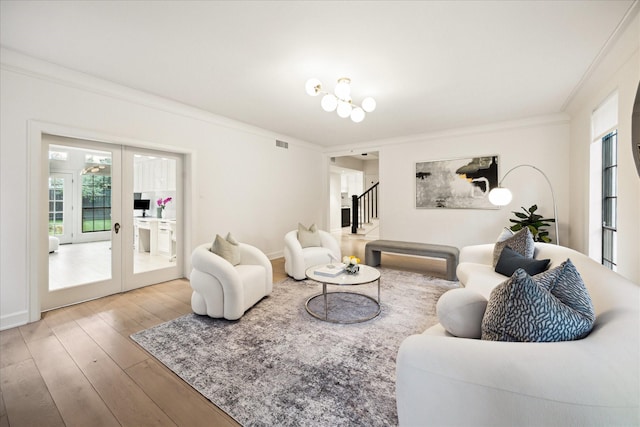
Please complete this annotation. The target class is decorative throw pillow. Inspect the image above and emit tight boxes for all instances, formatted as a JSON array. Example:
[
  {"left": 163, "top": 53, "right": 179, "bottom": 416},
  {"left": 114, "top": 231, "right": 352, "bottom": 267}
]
[
  {"left": 436, "top": 288, "right": 488, "bottom": 339},
  {"left": 495, "top": 246, "right": 550, "bottom": 277},
  {"left": 548, "top": 259, "right": 595, "bottom": 325},
  {"left": 298, "top": 223, "right": 322, "bottom": 248},
  {"left": 496, "top": 227, "right": 514, "bottom": 242},
  {"left": 481, "top": 267, "right": 595, "bottom": 342},
  {"left": 210, "top": 232, "right": 241, "bottom": 266},
  {"left": 492, "top": 227, "right": 534, "bottom": 267}
]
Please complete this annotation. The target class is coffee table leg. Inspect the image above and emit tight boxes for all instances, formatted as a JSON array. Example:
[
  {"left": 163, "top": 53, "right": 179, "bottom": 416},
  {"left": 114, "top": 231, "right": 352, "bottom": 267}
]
[{"left": 323, "top": 283, "right": 328, "bottom": 320}]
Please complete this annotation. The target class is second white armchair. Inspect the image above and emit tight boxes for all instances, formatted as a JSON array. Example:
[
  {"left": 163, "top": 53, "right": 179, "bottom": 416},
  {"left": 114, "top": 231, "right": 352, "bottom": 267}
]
[{"left": 284, "top": 224, "right": 341, "bottom": 280}]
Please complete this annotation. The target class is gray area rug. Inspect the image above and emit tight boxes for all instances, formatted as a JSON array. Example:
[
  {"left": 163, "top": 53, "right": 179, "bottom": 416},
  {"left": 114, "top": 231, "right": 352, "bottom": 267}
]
[{"left": 131, "top": 268, "right": 459, "bottom": 426}]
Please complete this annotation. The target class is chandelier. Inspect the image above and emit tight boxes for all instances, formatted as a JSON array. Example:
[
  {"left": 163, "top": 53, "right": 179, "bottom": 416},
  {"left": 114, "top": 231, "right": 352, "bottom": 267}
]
[{"left": 305, "top": 77, "right": 376, "bottom": 123}]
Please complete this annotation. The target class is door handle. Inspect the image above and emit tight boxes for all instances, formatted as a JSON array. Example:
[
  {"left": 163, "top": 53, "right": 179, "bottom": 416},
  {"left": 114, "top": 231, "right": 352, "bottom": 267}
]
[{"left": 114, "top": 223, "right": 120, "bottom": 234}]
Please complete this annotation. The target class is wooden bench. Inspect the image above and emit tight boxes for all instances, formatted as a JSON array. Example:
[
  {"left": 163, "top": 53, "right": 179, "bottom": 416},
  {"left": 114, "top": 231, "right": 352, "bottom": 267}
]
[{"left": 364, "top": 240, "right": 459, "bottom": 280}]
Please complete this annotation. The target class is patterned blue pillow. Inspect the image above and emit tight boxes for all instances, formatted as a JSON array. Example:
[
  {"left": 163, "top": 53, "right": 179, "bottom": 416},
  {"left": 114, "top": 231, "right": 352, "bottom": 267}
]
[{"left": 481, "top": 264, "right": 595, "bottom": 342}]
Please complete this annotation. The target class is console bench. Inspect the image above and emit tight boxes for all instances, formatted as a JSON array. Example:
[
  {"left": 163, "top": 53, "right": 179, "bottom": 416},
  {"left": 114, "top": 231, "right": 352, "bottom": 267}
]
[{"left": 364, "top": 240, "right": 459, "bottom": 280}]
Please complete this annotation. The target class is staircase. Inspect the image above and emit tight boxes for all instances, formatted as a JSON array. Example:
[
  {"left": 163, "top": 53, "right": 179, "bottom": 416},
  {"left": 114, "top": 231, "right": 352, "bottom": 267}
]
[{"left": 351, "top": 182, "right": 379, "bottom": 236}]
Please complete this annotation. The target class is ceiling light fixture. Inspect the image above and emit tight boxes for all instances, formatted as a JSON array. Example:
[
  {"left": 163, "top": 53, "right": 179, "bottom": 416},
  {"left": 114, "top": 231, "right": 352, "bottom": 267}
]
[{"left": 305, "top": 77, "right": 376, "bottom": 123}]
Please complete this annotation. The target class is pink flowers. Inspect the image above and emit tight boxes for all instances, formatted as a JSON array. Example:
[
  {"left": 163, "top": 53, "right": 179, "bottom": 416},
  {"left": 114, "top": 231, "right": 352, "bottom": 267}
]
[{"left": 157, "top": 197, "right": 172, "bottom": 209}]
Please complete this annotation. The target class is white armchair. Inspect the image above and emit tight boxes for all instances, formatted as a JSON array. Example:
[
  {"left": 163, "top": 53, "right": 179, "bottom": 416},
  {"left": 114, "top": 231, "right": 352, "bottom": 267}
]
[
  {"left": 284, "top": 229, "right": 341, "bottom": 280},
  {"left": 190, "top": 242, "right": 273, "bottom": 320}
]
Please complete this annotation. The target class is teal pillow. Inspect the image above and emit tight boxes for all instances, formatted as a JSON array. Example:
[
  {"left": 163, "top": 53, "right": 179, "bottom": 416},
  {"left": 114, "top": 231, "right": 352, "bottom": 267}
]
[
  {"left": 481, "top": 265, "right": 595, "bottom": 342},
  {"left": 495, "top": 246, "right": 550, "bottom": 276},
  {"left": 210, "top": 232, "right": 241, "bottom": 266}
]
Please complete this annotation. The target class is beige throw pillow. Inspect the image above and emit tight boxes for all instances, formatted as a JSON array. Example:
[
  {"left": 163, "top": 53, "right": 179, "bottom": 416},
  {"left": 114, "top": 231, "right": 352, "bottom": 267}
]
[
  {"left": 298, "top": 223, "right": 322, "bottom": 248},
  {"left": 211, "top": 232, "right": 241, "bottom": 266}
]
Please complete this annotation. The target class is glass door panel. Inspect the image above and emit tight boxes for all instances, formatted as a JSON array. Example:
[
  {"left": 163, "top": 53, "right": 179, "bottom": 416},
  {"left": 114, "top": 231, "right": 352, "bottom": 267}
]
[
  {"left": 124, "top": 148, "right": 182, "bottom": 290},
  {"left": 44, "top": 138, "right": 122, "bottom": 310},
  {"left": 48, "top": 172, "right": 73, "bottom": 244}
]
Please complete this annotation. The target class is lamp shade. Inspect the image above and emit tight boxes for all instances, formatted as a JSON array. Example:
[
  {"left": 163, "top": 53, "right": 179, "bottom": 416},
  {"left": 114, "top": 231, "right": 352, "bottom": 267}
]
[
  {"left": 336, "top": 101, "right": 352, "bottom": 118},
  {"left": 488, "top": 187, "right": 513, "bottom": 206},
  {"left": 334, "top": 79, "right": 351, "bottom": 99},
  {"left": 362, "top": 97, "right": 376, "bottom": 112},
  {"left": 321, "top": 94, "right": 338, "bottom": 112},
  {"left": 350, "top": 107, "right": 365, "bottom": 123},
  {"left": 305, "top": 78, "right": 322, "bottom": 96}
]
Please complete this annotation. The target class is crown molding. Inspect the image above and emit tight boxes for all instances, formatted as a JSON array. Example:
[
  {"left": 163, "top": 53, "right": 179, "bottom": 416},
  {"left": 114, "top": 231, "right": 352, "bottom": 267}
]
[
  {"left": 0, "top": 47, "right": 321, "bottom": 152},
  {"left": 561, "top": 0, "right": 640, "bottom": 111},
  {"left": 325, "top": 113, "right": 570, "bottom": 156}
]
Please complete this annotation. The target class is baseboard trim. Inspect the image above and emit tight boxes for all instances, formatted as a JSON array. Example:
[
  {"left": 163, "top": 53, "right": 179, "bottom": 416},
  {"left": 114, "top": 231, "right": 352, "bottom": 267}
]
[{"left": 0, "top": 310, "right": 29, "bottom": 331}]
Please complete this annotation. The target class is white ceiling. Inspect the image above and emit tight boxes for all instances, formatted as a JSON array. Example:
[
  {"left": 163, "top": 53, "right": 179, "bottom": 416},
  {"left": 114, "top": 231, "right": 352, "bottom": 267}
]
[{"left": 1, "top": 1, "right": 636, "bottom": 147}]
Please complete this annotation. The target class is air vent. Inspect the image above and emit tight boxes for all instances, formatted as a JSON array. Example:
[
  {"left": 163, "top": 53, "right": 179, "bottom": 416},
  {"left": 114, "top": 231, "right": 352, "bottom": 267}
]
[
  {"left": 330, "top": 157, "right": 336, "bottom": 163},
  {"left": 275, "top": 139, "right": 289, "bottom": 149}
]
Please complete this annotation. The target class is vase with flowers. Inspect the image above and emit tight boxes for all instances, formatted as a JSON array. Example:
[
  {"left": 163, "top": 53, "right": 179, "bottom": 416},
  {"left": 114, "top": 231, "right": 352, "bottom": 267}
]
[
  {"left": 342, "top": 255, "right": 360, "bottom": 274},
  {"left": 156, "top": 197, "right": 172, "bottom": 218}
]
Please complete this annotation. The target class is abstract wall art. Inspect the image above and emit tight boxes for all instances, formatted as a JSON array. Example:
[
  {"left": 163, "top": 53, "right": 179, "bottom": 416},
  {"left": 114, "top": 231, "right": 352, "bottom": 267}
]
[{"left": 415, "top": 156, "right": 499, "bottom": 209}]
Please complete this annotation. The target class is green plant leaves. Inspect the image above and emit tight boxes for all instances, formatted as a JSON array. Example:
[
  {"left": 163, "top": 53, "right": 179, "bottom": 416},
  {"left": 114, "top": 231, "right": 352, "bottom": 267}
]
[{"left": 508, "top": 204, "right": 555, "bottom": 243}]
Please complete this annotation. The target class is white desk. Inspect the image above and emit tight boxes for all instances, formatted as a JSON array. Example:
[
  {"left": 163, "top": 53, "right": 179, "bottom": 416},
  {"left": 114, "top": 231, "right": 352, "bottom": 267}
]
[{"left": 134, "top": 218, "right": 176, "bottom": 258}]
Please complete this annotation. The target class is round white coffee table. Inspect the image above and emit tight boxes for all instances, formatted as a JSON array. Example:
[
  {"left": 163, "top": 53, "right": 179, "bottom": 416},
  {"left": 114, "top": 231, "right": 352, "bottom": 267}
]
[{"left": 305, "top": 264, "right": 381, "bottom": 324}]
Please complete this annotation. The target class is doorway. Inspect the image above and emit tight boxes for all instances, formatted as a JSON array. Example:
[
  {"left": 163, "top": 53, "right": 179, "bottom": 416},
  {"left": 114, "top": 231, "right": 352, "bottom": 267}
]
[{"left": 43, "top": 134, "right": 184, "bottom": 311}]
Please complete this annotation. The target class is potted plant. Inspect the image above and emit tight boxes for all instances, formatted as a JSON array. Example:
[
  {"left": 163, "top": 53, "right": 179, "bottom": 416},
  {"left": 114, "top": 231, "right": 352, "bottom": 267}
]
[{"left": 509, "top": 204, "right": 555, "bottom": 243}]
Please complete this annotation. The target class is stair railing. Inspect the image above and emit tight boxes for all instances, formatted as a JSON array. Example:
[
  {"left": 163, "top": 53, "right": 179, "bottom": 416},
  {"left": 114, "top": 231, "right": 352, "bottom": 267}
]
[{"left": 351, "top": 182, "right": 379, "bottom": 234}]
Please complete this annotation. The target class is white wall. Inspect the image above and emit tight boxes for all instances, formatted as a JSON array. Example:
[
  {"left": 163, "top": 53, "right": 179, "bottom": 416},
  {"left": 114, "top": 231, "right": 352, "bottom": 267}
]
[
  {"left": 0, "top": 50, "right": 325, "bottom": 329},
  {"left": 377, "top": 116, "right": 571, "bottom": 249},
  {"left": 566, "top": 13, "right": 640, "bottom": 283}
]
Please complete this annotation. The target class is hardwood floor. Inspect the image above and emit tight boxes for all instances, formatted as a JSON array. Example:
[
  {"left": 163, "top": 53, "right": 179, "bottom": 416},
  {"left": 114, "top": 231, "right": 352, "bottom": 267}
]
[{"left": 0, "top": 236, "right": 446, "bottom": 427}]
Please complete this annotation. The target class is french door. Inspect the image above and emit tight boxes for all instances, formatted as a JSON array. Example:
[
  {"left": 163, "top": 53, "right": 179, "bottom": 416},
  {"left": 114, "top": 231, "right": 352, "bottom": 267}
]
[{"left": 43, "top": 137, "right": 183, "bottom": 311}]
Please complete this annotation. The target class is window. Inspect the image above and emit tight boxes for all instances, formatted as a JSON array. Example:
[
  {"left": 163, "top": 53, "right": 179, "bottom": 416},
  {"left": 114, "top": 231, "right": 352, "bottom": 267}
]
[
  {"left": 48, "top": 177, "right": 64, "bottom": 235},
  {"left": 602, "top": 131, "right": 617, "bottom": 270},
  {"left": 82, "top": 174, "right": 111, "bottom": 232}
]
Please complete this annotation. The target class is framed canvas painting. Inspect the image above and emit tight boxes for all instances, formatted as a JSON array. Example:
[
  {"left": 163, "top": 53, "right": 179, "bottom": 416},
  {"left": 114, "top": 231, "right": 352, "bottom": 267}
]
[{"left": 415, "top": 156, "right": 499, "bottom": 209}]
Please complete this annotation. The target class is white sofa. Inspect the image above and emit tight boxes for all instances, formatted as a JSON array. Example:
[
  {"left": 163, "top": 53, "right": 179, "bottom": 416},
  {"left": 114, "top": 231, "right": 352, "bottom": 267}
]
[{"left": 396, "top": 243, "right": 639, "bottom": 426}]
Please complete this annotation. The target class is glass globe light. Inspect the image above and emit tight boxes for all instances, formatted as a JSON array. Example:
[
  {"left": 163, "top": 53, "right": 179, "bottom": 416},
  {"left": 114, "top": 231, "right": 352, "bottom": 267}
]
[
  {"left": 336, "top": 101, "right": 352, "bottom": 118},
  {"left": 362, "top": 97, "right": 376, "bottom": 112},
  {"left": 350, "top": 107, "right": 365, "bottom": 123},
  {"left": 334, "top": 78, "right": 351, "bottom": 99},
  {"left": 305, "top": 78, "right": 322, "bottom": 96},
  {"left": 321, "top": 94, "right": 338, "bottom": 112},
  {"left": 488, "top": 187, "right": 513, "bottom": 206}
]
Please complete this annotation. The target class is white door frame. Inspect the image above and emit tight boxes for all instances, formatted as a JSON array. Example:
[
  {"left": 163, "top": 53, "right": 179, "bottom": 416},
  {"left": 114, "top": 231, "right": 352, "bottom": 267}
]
[{"left": 28, "top": 120, "right": 195, "bottom": 322}]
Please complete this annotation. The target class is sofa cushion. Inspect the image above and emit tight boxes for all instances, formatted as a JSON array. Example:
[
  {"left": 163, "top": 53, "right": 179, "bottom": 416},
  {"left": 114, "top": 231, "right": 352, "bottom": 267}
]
[
  {"left": 481, "top": 266, "right": 595, "bottom": 342},
  {"left": 211, "top": 232, "right": 241, "bottom": 266},
  {"left": 298, "top": 223, "right": 322, "bottom": 248},
  {"left": 436, "top": 288, "right": 488, "bottom": 339},
  {"left": 492, "top": 227, "right": 534, "bottom": 267},
  {"left": 495, "top": 246, "right": 550, "bottom": 276}
]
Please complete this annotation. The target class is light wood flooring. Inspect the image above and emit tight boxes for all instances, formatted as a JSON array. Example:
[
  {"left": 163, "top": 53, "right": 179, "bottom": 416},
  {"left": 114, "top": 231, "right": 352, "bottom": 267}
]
[{"left": 0, "top": 236, "right": 446, "bottom": 427}]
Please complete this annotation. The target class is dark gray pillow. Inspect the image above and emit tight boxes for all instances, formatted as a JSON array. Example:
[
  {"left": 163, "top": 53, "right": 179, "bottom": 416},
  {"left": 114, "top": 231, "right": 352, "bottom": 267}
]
[
  {"left": 495, "top": 246, "right": 550, "bottom": 276},
  {"left": 481, "top": 266, "right": 595, "bottom": 342},
  {"left": 492, "top": 227, "right": 534, "bottom": 267}
]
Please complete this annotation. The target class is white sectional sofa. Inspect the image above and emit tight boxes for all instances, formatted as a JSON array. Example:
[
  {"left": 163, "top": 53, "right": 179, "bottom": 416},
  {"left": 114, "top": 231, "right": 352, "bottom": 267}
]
[{"left": 396, "top": 243, "right": 639, "bottom": 426}]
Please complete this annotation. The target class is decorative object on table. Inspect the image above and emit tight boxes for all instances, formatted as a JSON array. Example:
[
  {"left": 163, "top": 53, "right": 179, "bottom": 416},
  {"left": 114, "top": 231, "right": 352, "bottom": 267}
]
[
  {"left": 415, "top": 156, "right": 499, "bottom": 209},
  {"left": 313, "top": 264, "right": 345, "bottom": 277},
  {"left": 488, "top": 163, "right": 559, "bottom": 245},
  {"left": 305, "top": 77, "right": 376, "bottom": 123},
  {"left": 156, "top": 196, "right": 172, "bottom": 218},
  {"left": 131, "top": 268, "right": 459, "bottom": 427},
  {"left": 343, "top": 255, "right": 360, "bottom": 274},
  {"left": 508, "top": 204, "right": 556, "bottom": 243}
]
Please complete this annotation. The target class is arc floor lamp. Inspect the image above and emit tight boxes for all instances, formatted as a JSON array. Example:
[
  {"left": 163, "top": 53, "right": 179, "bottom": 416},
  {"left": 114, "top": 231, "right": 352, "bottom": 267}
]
[{"left": 488, "top": 164, "right": 560, "bottom": 245}]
